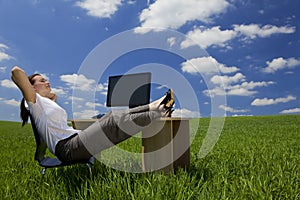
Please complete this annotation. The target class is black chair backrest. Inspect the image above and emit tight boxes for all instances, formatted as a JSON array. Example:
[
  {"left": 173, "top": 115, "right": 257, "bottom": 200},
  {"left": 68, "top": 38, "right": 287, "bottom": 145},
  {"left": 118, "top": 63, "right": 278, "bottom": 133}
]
[
  {"left": 29, "top": 113, "right": 47, "bottom": 162},
  {"left": 28, "top": 111, "right": 94, "bottom": 175},
  {"left": 29, "top": 114, "right": 39, "bottom": 149}
]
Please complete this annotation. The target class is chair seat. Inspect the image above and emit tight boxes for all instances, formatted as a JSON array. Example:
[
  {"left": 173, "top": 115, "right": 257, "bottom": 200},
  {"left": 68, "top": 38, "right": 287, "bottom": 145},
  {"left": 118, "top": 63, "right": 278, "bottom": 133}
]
[
  {"left": 39, "top": 157, "right": 63, "bottom": 168},
  {"left": 39, "top": 157, "right": 94, "bottom": 168}
]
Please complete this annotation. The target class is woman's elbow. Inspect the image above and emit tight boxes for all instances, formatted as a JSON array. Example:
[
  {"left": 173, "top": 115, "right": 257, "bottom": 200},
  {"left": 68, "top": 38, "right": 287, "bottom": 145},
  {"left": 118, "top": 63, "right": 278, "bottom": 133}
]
[
  {"left": 11, "top": 66, "right": 23, "bottom": 74},
  {"left": 11, "top": 66, "right": 24, "bottom": 80}
]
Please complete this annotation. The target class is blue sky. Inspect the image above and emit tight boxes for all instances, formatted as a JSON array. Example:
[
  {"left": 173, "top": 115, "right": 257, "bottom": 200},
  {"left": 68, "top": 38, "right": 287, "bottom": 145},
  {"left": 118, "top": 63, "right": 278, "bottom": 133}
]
[{"left": 0, "top": 0, "right": 299, "bottom": 121}]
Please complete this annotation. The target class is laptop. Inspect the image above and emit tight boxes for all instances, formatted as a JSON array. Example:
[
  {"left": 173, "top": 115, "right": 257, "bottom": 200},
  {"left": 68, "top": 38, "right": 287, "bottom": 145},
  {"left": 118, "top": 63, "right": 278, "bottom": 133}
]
[{"left": 106, "top": 72, "right": 151, "bottom": 108}]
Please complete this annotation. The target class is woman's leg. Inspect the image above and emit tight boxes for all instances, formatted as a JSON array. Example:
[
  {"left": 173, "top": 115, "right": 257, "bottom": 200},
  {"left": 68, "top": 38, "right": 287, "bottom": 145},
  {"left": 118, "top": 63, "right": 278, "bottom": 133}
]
[
  {"left": 55, "top": 134, "right": 92, "bottom": 163},
  {"left": 78, "top": 108, "right": 162, "bottom": 157},
  {"left": 77, "top": 94, "right": 168, "bottom": 158},
  {"left": 55, "top": 108, "right": 161, "bottom": 162},
  {"left": 56, "top": 94, "right": 172, "bottom": 162}
]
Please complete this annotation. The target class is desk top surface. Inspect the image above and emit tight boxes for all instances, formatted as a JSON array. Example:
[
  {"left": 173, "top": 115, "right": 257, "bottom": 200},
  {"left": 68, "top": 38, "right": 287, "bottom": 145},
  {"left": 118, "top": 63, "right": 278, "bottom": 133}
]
[
  {"left": 70, "top": 117, "right": 190, "bottom": 122},
  {"left": 156, "top": 117, "right": 191, "bottom": 121}
]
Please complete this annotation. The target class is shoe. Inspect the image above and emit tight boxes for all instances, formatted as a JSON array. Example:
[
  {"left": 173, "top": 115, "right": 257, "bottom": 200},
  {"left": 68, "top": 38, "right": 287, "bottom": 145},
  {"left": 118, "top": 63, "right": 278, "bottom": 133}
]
[
  {"left": 165, "top": 109, "right": 174, "bottom": 117},
  {"left": 159, "top": 89, "right": 175, "bottom": 110}
]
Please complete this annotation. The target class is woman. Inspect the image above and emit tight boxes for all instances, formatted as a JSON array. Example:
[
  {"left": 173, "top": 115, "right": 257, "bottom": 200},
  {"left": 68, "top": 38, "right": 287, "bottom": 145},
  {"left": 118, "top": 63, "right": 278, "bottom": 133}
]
[{"left": 11, "top": 66, "right": 174, "bottom": 163}]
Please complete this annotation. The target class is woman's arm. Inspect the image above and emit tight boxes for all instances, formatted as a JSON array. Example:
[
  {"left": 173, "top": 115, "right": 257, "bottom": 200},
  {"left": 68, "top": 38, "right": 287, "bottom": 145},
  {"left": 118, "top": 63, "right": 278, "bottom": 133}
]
[{"left": 11, "top": 66, "right": 36, "bottom": 103}]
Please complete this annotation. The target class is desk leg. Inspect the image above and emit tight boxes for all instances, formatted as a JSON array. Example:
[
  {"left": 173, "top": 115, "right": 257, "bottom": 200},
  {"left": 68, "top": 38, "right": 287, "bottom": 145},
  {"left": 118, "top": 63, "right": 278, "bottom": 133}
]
[
  {"left": 142, "top": 120, "right": 190, "bottom": 173},
  {"left": 142, "top": 121, "right": 173, "bottom": 172},
  {"left": 172, "top": 120, "right": 190, "bottom": 171}
]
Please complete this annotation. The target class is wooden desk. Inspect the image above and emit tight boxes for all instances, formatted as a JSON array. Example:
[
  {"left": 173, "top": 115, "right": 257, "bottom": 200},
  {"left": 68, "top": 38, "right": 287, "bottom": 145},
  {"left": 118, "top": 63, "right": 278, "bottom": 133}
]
[
  {"left": 70, "top": 119, "right": 97, "bottom": 130},
  {"left": 142, "top": 118, "right": 190, "bottom": 173},
  {"left": 70, "top": 118, "right": 190, "bottom": 173}
]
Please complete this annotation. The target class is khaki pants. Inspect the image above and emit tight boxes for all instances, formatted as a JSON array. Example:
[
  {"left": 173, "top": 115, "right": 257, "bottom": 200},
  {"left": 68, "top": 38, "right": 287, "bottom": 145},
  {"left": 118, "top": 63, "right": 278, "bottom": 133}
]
[{"left": 55, "top": 105, "right": 161, "bottom": 163}]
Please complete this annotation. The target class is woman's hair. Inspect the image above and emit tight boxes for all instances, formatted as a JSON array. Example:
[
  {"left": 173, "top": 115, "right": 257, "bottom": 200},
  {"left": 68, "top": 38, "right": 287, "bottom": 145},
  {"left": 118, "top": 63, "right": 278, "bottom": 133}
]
[{"left": 20, "top": 73, "right": 40, "bottom": 127}]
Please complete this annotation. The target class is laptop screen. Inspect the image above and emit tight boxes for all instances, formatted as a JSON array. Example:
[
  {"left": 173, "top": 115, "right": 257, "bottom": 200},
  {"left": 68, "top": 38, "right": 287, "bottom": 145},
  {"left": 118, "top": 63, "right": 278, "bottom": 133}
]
[{"left": 106, "top": 72, "right": 151, "bottom": 108}]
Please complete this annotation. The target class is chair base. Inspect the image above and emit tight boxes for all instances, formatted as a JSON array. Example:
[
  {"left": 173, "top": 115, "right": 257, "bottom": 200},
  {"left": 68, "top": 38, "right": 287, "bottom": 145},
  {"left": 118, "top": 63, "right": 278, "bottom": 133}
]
[{"left": 39, "top": 157, "right": 94, "bottom": 175}]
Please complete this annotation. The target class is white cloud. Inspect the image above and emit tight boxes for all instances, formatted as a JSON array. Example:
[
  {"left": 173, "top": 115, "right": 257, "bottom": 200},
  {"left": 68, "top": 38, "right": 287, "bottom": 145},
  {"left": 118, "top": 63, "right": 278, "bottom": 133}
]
[
  {"left": 181, "top": 57, "right": 275, "bottom": 98},
  {"left": 96, "top": 82, "right": 108, "bottom": 93},
  {"left": 128, "top": 0, "right": 136, "bottom": 5},
  {"left": 0, "top": 66, "right": 7, "bottom": 73},
  {"left": 0, "top": 44, "right": 8, "bottom": 49},
  {"left": 50, "top": 87, "right": 66, "bottom": 95},
  {"left": 0, "top": 79, "right": 18, "bottom": 89},
  {"left": 251, "top": 95, "right": 296, "bottom": 106},
  {"left": 60, "top": 74, "right": 96, "bottom": 91},
  {"left": 232, "top": 114, "right": 253, "bottom": 117},
  {"left": 205, "top": 86, "right": 255, "bottom": 96},
  {"left": 285, "top": 71, "right": 294, "bottom": 75},
  {"left": 73, "top": 109, "right": 99, "bottom": 119},
  {"left": 167, "top": 37, "right": 176, "bottom": 47},
  {"left": 0, "top": 43, "right": 13, "bottom": 62},
  {"left": 30, "top": 0, "right": 41, "bottom": 5},
  {"left": 135, "top": 0, "right": 229, "bottom": 33},
  {"left": 233, "top": 24, "right": 295, "bottom": 39},
  {"left": 202, "top": 60, "right": 276, "bottom": 98},
  {"left": 280, "top": 108, "right": 300, "bottom": 114},
  {"left": 3, "top": 99, "right": 19, "bottom": 107},
  {"left": 263, "top": 57, "right": 300, "bottom": 73},
  {"left": 204, "top": 81, "right": 275, "bottom": 97},
  {"left": 219, "top": 105, "right": 249, "bottom": 113},
  {"left": 228, "top": 88, "right": 257, "bottom": 96},
  {"left": 172, "top": 108, "right": 200, "bottom": 118},
  {"left": 85, "top": 101, "right": 105, "bottom": 108},
  {"left": 236, "top": 81, "right": 275, "bottom": 90},
  {"left": 204, "top": 87, "right": 226, "bottom": 96},
  {"left": 75, "top": 0, "right": 122, "bottom": 18},
  {"left": 181, "top": 26, "right": 237, "bottom": 49},
  {"left": 67, "top": 96, "right": 84, "bottom": 101},
  {"left": 60, "top": 74, "right": 105, "bottom": 94},
  {"left": 227, "top": 81, "right": 275, "bottom": 96},
  {"left": 210, "top": 73, "right": 246, "bottom": 86},
  {"left": 181, "top": 56, "right": 239, "bottom": 75},
  {"left": 180, "top": 24, "right": 296, "bottom": 49}
]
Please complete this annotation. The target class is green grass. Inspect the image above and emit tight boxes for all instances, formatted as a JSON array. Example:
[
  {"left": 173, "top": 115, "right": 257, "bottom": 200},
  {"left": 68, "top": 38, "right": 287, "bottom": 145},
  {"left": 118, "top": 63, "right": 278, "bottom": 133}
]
[{"left": 0, "top": 115, "right": 299, "bottom": 199}]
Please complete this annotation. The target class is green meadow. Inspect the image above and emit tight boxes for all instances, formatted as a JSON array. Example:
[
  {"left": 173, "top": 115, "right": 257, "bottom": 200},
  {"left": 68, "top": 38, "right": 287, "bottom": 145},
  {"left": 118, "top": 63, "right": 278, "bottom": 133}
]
[{"left": 0, "top": 115, "right": 299, "bottom": 199}]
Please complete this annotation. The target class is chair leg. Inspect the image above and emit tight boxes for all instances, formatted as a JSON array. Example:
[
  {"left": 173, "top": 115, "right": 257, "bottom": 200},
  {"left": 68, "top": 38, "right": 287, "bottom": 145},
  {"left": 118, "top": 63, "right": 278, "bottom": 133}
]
[
  {"left": 86, "top": 163, "right": 92, "bottom": 175},
  {"left": 41, "top": 168, "right": 47, "bottom": 175}
]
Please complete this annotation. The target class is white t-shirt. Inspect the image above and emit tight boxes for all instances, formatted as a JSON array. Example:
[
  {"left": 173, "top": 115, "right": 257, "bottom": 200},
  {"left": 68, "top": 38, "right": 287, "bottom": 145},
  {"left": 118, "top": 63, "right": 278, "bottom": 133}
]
[{"left": 27, "top": 93, "right": 80, "bottom": 154}]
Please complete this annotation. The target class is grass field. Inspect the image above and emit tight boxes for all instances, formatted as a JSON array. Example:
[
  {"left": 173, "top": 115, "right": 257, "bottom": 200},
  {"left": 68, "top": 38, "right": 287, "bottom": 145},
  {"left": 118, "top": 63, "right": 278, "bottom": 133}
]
[{"left": 0, "top": 115, "right": 299, "bottom": 199}]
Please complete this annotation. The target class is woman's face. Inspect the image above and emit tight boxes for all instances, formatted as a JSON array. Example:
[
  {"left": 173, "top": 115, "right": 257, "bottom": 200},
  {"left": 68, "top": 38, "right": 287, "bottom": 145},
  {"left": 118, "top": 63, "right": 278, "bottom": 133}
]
[{"left": 32, "top": 75, "right": 51, "bottom": 97}]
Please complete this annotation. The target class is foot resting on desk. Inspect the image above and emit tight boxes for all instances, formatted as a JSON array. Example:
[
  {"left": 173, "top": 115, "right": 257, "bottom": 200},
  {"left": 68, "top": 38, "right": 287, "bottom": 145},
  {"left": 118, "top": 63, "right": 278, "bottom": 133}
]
[{"left": 149, "top": 89, "right": 175, "bottom": 117}]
